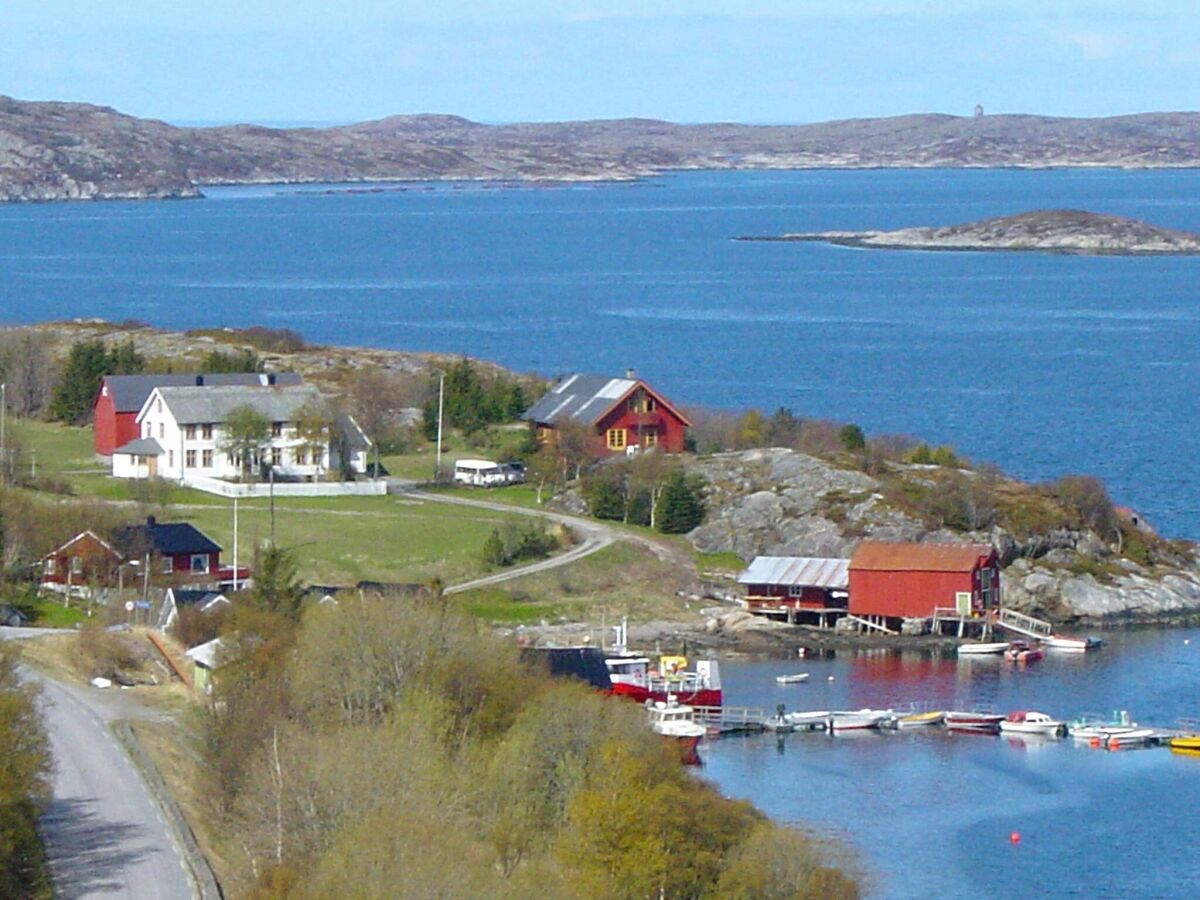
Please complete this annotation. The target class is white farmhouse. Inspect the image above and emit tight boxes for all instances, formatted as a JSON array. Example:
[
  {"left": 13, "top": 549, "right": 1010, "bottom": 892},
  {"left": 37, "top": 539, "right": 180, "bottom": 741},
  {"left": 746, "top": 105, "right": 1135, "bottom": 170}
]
[{"left": 111, "top": 384, "right": 370, "bottom": 482}]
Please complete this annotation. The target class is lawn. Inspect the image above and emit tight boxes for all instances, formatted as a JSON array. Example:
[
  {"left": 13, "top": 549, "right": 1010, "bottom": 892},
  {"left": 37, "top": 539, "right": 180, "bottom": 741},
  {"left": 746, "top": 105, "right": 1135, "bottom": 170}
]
[
  {"left": 8, "top": 419, "right": 101, "bottom": 481},
  {"left": 23, "top": 596, "right": 87, "bottom": 628}
]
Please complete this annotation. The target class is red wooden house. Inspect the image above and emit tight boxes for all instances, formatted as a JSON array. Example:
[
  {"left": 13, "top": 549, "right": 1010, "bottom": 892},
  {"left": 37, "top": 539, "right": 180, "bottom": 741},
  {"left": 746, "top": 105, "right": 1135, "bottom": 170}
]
[
  {"left": 848, "top": 541, "right": 1000, "bottom": 624},
  {"left": 40, "top": 531, "right": 123, "bottom": 595},
  {"left": 521, "top": 371, "right": 691, "bottom": 456},
  {"left": 92, "top": 372, "right": 301, "bottom": 456},
  {"left": 112, "top": 516, "right": 225, "bottom": 584}
]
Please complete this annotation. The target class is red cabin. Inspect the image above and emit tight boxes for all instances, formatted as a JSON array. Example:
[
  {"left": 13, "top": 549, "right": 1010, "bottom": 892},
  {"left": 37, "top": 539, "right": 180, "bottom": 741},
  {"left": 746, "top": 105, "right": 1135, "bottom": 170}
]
[
  {"left": 521, "top": 371, "right": 691, "bottom": 456},
  {"left": 848, "top": 541, "right": 1000, "bottom": 624},
  {"left": 40, "top": 531, "right": 123, "bottom": 595},
  {"left": 737, "top": 556, "right": 849, "bottom": 627}
]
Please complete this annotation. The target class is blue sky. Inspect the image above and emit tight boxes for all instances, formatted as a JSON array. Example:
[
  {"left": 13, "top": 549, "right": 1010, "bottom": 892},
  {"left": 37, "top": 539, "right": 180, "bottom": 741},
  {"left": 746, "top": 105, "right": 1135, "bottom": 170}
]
[{"left": 1, "top": 2, "right": 1197, "bottom": 124}]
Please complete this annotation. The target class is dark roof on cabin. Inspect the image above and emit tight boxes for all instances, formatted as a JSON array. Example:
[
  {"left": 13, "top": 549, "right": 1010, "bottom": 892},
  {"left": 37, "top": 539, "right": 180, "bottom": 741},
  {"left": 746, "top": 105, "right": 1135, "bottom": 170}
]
[
  {"left": 520, "top": 647, "right": 613, "bottom": 691},
  {"left": 113, "top": 516, "right": 222, "bottom": 556},
  {"left": 170, "top": 590, "right": 226, "bottom": 609},
  {"left": 850, "top": 541, "right": 994, "bottom": 573},
  {"left": 99, "top": 372, "right": 302, "bottom": 413},
  {"left": 521, "top": 374, "right": 638, "bottom": 426}
]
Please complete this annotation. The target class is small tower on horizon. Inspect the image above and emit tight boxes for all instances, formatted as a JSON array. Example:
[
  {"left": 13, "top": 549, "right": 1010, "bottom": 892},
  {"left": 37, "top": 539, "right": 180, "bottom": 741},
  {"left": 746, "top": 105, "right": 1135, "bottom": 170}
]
[{"left": 974, "top": 104, "right": 984, "bottom": 119}]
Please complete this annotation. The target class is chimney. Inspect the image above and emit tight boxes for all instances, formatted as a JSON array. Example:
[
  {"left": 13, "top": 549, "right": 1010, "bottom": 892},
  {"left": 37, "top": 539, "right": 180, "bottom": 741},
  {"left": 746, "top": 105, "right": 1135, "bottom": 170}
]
[
  {"left": 146, "top": 515, "right": 156, "bottom": 528},
  {"left": 195, "top": 375, "right": 204, "bottom": 386},
  {"left": 625, "top": 368, "right": 636, "bottom": 380}
]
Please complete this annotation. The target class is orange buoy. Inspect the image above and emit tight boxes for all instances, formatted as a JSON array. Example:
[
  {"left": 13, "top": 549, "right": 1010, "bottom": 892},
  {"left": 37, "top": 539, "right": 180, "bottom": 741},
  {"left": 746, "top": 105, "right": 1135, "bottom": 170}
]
[
  {"left": 1089, "top": 737, "right": 1101, "bottom": 748},
  {"left": 1009, "top": 831, "right": 1021, "bottom": 845}
]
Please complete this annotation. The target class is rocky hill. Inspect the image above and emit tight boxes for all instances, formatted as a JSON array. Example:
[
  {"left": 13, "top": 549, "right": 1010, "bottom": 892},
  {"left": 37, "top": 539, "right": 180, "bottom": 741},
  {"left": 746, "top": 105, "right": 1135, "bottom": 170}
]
[
  {"left": 9, "top": 96, "right": 1200, "bottom": 200},
  {"left": 751, "top": 209, "right": 1200, "bottom": 255},
  {"left": 681, "top": 448, "right": 1200, "bottom": 627}
]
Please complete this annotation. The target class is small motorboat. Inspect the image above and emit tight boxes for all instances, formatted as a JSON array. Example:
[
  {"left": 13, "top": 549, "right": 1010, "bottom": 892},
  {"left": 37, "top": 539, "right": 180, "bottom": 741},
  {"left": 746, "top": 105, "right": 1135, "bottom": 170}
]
[
  {"left": 956, "top": 642, "right": 1009, "bottom": 656},
  {"left": 1046, "top": 635, "right": 1103, "bottom": 652},
  {"left": 999, "top": 711, "right": 1066, "bottom": 737},
  {"left": 646, "top": 700, "right": 706, "bottom": 765},
  {"left": 784, "top": 710, "right": 831, "bottom": 732},
  {"left": 895, "top": 710, "right": 946, "bottom": 729},
  {"left": 945, "top": 710, "right": 1005, "bottom": 733},
  {"left": 1004, "top": 640, "right": 1044, "bottom": 664},
  {"left": 1169, "top": 736, "right": 1200, "bottom": 757},
  {"left": 1069, "top": 711, "right": 1140, "bottom": 742},
  {"left": 1103, "top": 728, "right": 1155, "bottom": 749},
  {"left": 775, "top": 673, "right": 810, "bottom": 684},
  {"left": 829, "top": 709, "right": 893, "bottom": 731}
]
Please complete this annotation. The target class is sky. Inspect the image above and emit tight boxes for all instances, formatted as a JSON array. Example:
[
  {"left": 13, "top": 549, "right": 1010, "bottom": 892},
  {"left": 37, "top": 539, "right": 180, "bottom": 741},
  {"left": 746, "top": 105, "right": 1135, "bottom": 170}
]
[{"left": 2, "top": 1, "right": 1199, "bottom": 125}]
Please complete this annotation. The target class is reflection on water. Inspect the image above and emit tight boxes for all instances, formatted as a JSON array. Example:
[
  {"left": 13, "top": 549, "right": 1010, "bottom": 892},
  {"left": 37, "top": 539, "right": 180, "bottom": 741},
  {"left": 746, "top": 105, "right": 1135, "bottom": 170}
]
[{"left": 703, "top": 628, "right": 1200, "bottom": 899}]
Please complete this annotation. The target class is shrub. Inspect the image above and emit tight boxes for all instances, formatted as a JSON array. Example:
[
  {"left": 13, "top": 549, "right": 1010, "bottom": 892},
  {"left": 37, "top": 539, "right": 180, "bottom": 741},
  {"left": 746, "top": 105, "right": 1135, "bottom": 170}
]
[{"left": 656, "top": 469, "right": 706, "bottom": 534}]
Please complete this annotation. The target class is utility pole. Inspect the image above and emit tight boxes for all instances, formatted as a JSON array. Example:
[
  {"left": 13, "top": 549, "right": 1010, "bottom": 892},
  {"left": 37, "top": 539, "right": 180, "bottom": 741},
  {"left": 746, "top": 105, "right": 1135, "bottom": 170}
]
[
  {"left": 1, "top": 382, "right": 6, "bottom": 484},
  {"left": 232, "top": 496, "right": 239, "bottom": 591},
  {"left": 269, "top": 468, "right": 276, "bottom": 545},
  {"left": 434, "top": 371, "right": 445, "bottom": 481}
]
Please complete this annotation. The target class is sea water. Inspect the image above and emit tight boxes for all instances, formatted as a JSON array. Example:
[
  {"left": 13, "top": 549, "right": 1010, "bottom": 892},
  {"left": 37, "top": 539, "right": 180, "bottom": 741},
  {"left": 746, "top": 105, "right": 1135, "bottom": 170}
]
[{"left": 1, "top": 169, "right": 1197, "bottom": 536}]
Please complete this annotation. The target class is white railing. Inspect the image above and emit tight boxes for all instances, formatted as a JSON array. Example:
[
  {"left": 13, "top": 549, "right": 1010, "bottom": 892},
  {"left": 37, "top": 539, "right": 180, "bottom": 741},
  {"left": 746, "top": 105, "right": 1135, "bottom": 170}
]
[
  {"left": 182, "top": 476, "right": 387, "bottom": 498},
  {"left": 995, "top": 607, "right": 1053, "bottom": 638}
]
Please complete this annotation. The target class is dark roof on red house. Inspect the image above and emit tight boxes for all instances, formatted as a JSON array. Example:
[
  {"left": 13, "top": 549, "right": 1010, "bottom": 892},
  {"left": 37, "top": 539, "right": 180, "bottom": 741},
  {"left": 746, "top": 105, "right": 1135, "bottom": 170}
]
[
  {"left": 113, "top": 517, "right": 222, "bottom": 556},
  {"left": 521, "top": 373, "right": 691, "bottom": 427},
  {"left": 850, "top": 541, "right": 993, "bottom": 572},
  {"left": 98, "top": 372, "right": 302, "bottom": 414}
]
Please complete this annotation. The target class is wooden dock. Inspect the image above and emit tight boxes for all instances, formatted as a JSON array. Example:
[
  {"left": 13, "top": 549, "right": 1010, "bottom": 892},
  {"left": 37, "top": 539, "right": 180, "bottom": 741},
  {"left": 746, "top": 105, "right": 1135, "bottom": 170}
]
[{"left": 692, "top": 705, "right": 768, "bottom": 734}]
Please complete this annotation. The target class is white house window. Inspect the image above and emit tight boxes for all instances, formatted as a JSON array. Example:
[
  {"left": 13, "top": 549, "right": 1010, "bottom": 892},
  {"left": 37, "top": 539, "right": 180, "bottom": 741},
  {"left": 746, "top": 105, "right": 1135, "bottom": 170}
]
[
  {"left": 190, "top": 554, "right": 209, "bottom": 574},
  {"left": 159, "top": 423, "right": 165, "bottom": 439},
  {"left": 162, "top": 557, "right": 174, "bottom": 574},
  {"left": 202, "top": 449, "right": 213, "bottom": 468},
  {"left": 156, "top": 398, "right": 162, "bottom": 413},
  {"left": 202, "top": 424, "right": 213, "bottom": 440},
  {"left": 168, "top": 450, "right": 175, "bottom": 467},
  {"left": 185, "top": 425, "right": 196, "bottom": 440},
  {"left": 295, "top": 448, "right": 308, "bottom": 466},
  {"left": 70, "top": 557, "right": 83, "bottom": 575},
  {"left": 787, "top": 585, "right": 804, "bottom": 598},
  {"left": 271, "top": 422, "right": 284, "bottom": 438},
  {"left": 43, "top": 558, "right": 56, "bottom": 575},
  {"left": 185, "top": 450, "right": 197, "bottom": 468}
]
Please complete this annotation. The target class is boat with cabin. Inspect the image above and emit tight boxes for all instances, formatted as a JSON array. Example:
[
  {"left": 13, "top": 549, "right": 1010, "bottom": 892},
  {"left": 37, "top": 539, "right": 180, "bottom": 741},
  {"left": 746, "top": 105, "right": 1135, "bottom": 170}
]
[
  {"left": 604, "top": 620, "right": 722, "bottom": 707},
  {"left": 999, "top": 711, "right": 1066, "bottom": 737},
  {"left": 646, "top": 699, "right": 706, "bottom": 765}
]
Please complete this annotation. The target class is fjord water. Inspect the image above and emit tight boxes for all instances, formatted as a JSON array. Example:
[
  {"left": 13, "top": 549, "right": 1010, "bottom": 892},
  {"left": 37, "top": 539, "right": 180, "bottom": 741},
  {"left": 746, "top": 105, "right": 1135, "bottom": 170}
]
[
  {"left": 713, "top": 631, "right": 1200, "bottom": 899},
  {"left": 2, "top": 169, "right": 1198, "bottom": 535}
]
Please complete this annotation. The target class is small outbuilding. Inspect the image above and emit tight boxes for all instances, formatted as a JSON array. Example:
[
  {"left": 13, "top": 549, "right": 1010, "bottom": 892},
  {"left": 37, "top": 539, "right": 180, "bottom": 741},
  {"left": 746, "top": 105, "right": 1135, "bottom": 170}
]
[
  {"left": 848, "top": 541, "right": 999, "bottom": 626},
  {"left": 40, "top": 531, "right": 123, "bottom": 597}
]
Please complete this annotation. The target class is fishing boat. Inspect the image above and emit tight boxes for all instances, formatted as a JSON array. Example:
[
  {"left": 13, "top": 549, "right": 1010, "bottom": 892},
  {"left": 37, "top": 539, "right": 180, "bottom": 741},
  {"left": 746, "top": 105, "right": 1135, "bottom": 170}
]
[
  {"left": 1003, "top": 640, "right": 1044, "bottom": 663},
  {"left": 1046, "top": 635, "right": 1103, "bottom": 652},
  {"left": 999, "top": 711, "right": 1066, "bottom": 737},
  {"left": 956, "top": 642, "right": 1009, "bottom": 656},
  {"left": 646, "top": 700, "right": 706, "bottom": 765},
  {"left": 829, "top": 708, "right": 894, "bottom": 731},
  {"left": 775, "top": 673, "right": 810, "bottom": 684},
  {"left": 604, "top": 622, "right": 722, "bottom": 707},
  {"left": 945, "top": 710, "right": 1005, "bottom": 733}
]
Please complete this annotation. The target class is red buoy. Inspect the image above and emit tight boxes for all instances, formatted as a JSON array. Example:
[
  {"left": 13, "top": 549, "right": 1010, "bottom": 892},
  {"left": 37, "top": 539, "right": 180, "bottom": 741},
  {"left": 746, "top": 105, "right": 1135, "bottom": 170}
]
[{"left": 1009, "top": 831, "right": 1021, "bottom": 845}]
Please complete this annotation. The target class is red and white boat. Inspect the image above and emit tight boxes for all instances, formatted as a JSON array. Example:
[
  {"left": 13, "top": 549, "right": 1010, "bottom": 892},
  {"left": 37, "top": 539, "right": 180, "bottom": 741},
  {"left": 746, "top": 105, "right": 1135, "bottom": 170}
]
[
  {"left": 604, "top": 622, "right": 722, "bottom": 707},
  {"left": 646, "top": 700, "right": 706, "bottom": 765},
  {"left": 945, "top": 710, "right": 1005, "bottom": 733},
  {"left": 1003, "top": 640, "right": 1044, "bottom": 664}
]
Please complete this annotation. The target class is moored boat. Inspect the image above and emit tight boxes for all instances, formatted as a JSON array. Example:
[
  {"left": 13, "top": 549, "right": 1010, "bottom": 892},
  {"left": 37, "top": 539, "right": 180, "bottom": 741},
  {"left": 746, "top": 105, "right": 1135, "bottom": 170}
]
[
  {"left": 646, "top": 700, "right": 706, "bottom": 765},
  {"left": 783, "top": 710, "right": 832, "bottom": 731},
  {"left": 1003, "top": 640, "right": 1044, "bottom": 663},
  {"left": 1046, "top": 634, "right": 1103, "bottom": 652},
  {"left": 895, "top": 710, "right": 945, "bottom": 728},
  {"left": 605, "top": 621, "right": 723, "bottom": 707},
  {"left": 1069, "top": 711, "right": 1138, "bottom": 742},
  {"left": 999, "top": 710, "right": 1066, "bottom": 737},
  {"left": 776, "top": 673, "right": 810, "bottom": 684},
  {"left": 830, "top": 708, "right": 893, "bottom": 731},
  {"left": 945, "top": 710, "right": 1005, "bottom": 733},
  {"left": 1103, "top": 728, "right": 1155, "bottom": 749},
  {"left": 956, "top": 642, "right": 1009, "bottom": 656},
  {"left": 1169, "top": 736, "right": 1200, "bottom": 757}
]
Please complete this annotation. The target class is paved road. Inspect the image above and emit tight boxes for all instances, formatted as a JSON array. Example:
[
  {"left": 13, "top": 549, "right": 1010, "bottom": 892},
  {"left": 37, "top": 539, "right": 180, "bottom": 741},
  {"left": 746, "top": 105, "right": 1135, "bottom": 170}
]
[{"left": 0, "top": 631, "right": 196, "bottom": 900}]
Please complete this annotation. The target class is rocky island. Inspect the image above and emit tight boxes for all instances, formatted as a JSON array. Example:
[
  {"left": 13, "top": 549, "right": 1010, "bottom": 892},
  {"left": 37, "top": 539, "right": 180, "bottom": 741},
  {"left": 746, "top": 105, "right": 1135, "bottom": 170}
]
[
  {"left": 746, "top": 209, "right": 1200, "bottom": 255},
  {"left": 11, "top": 94, "right": 1200, "bottom": 201}
]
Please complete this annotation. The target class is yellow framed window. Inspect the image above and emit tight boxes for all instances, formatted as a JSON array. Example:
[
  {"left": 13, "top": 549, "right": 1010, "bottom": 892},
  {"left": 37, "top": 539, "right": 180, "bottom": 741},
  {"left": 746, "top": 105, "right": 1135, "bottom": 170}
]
[
  {"left": 606, "top": 428, "right": 627, "bottom": 450},
  {"left": 644, "top": 429, "right": 659, "bottom": 447}
]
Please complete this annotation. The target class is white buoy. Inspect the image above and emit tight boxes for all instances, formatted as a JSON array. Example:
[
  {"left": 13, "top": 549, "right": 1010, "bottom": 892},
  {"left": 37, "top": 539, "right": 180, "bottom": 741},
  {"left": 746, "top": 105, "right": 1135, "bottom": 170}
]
[{"left": 827, "top": 675, "right": 835, "bottom": 682}]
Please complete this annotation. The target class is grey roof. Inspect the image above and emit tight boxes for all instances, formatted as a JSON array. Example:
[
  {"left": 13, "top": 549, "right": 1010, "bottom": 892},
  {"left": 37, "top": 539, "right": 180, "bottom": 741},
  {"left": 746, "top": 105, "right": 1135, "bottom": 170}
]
[
  {"left": 738, "top": 556, "right": 850, "bottom": 589},
  {"left": 101, "top": 372, "right": 302, "bottom": 413},
  {"left": 148, "top": 384, "right": 323, "bottom": 425},
  {"left": 335, "top": 414, "right": 372, "bottom": 451},
  {"left": 521, "top": 374, "right": 638, "bottom": 426},
  {"left": 113, "top": 437, "right": 165, "bottom": 456}
]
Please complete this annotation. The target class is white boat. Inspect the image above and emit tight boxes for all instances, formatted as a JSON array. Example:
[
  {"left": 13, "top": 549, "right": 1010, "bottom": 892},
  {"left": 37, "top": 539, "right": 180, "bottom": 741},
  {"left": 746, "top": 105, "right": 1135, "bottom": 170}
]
[
  {"left": 999, "top": 711, "right": 1065, "bottom": 737},
  {"left": 775, "top": 673, "right": 810, "bottom": 684},
  {"left": 784, "top": 710, "right": 832, "bottom": 731},
  {"left": 895, "top": 710, "right": 945, "bottom": 728},
  {"left": 1103, "top": 728, "right": 1155, "bottom": 748},
  {"left": 1046, "top": 635, "right": 1103, "bottom": 652},
  {"left": 956, "top": 642, "right": 1009, "bottom": 655},
  {"left": 945, "top": 710, "right": 1005, "bottom": 732},
  {"left": 1069, "top": 711, "right": 1138, "bottom": 741},
  {"left": 646, "top": 700, "right": 707, "bottom": 764},
  {"left": 830, "top": 708, "right": 893, "bottom": 731}
]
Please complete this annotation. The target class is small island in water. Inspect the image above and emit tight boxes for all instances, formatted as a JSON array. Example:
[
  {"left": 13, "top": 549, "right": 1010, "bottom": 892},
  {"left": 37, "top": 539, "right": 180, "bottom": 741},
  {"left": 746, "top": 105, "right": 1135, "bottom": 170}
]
[{"left": 741, "top": 209, "right": 1200, "bottom": 255}]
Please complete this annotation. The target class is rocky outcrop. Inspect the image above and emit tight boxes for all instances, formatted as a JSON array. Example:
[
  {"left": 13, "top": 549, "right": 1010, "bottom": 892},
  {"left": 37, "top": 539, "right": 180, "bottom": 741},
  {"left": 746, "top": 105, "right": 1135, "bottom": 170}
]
[
  {"left": 748, "top": 210, "right": 1200, "bottom": 256},
  {"left": 13, "top": 96, "right": 1200, "bottom": 201},
  {"left": 681, "top": 447, "right": 1200, "bottom": 626}
]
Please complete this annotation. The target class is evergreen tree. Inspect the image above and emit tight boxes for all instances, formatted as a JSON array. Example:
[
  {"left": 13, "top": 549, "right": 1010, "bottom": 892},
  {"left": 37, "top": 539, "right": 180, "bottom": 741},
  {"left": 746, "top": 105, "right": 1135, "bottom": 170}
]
[
  {"left": 49, "top": 339, "right": 110, "bottom": 424},
  {"left": 482, "top": 529, "right": 507, "bottom": 567},
  {"left": 251, "top": 544, "right": 304, "bottom": 618},
  {"left": 655, "top": 469, "right": 707, "bottom": 534},
  {"left": 839, "top": 423, "right": 866, "bottom": 452}
]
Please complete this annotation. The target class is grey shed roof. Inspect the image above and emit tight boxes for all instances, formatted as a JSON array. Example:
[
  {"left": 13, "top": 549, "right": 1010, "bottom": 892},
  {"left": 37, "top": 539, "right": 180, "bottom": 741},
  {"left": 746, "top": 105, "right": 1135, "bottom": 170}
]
[
  {"left": 146, "top": 384, "right": 323, "bottom": 424},
  {"left": 335, "top": 414, "right": 372, "bottom": 451},
  {"left": 101, "top": 372, "right": 302, "bottom": 413},
  {"left": 737, "top": 556, "right": 850, "bottom": 590},
  {"left": 113, "top": 437, "right": 165, "bottom": 456},
  {"left": 521, "top": 374, "right": 638, "bottom": 426}
]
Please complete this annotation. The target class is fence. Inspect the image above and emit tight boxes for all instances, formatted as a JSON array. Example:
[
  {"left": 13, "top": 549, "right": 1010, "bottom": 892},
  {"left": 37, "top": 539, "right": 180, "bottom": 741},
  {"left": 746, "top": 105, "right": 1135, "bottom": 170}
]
[{"left": 183, "top": 476, "right": 387, "bottom": 498}]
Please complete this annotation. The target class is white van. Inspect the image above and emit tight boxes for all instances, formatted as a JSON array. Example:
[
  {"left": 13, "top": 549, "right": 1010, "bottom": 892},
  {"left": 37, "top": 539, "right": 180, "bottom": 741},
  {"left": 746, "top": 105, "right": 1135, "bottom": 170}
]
[{"left": 453, "top": 459, "right": 522, "bottom": 487}]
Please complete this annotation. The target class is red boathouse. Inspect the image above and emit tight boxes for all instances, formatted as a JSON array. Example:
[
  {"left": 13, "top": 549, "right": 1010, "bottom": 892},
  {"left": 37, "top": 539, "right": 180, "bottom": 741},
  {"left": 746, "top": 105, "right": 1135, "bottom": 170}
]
[
  {"left": 521, "top": 371, "right": 691, "bottom": 456},
  {"left": 848, "top": 541, "right": 1000, "bottom": 625}
]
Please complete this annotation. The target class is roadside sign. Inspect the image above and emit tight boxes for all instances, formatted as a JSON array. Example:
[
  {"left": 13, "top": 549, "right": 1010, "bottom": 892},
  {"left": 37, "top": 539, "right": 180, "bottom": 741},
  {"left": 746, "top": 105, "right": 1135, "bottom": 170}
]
[
  {"left": 124, "top": 601, "right": 134, "bottom": 612},
  {"left": 134, "top": 601, "right": 152, "bottom": 610}
]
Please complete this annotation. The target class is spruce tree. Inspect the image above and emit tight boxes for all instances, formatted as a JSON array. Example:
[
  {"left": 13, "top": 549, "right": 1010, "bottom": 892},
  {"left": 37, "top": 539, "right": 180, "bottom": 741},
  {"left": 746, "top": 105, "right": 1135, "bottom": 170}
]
[{"left": 655, "top": 469, "right": 707, "bottom": 534}]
